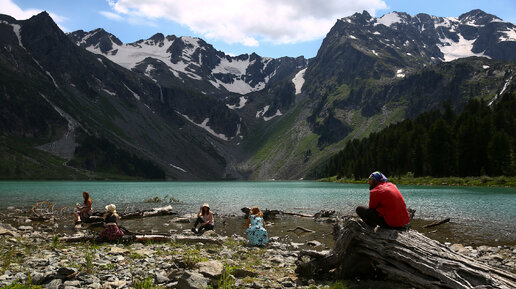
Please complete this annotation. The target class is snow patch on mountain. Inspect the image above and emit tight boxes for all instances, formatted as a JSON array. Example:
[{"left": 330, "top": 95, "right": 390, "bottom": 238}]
[
  {"left": 292, "top": 68, "right": 306, "bottom": 94},
  {"left": 9, "top": 23, "right": 24, "bottom": 48},
  {"left": 489, "top": 76, "right": 513, "bottom": 106},
  {"left": 256, "top": 105, "right": 270, "bottom": 118},
  {"left": 102, "top": 88, "right": 116, "bottom": 96},
  {"left": 177, "top": 112, "right": 229, "bottom": 141},
  {"left": 438, "top": 34, "right": 488, "bottom": 62},
  {"left": 375, "top": 12, "right": 403, "bottom": 27},
  {"left": 499, "top": 28, "right": 516, "bottom": 42},
  {"left": 169, "top": 163, "right": 187, "bottom": 173},
  {"left": 123, "top": 83, "right": 141, "bottom": 100},
  {"left": 264, "top": 110, "right": 282, "bottom": 121},
  {"left": 210, "top": 57, "right": 266, "bottom": 94},
  {"left": 226, "top": 96, "right": 247, "bottom": 110},
  {"left": 45, "top": 71, "right": 59, "bottom": 88},
  {"left": 145, "top": 64, "right": 156, "bottom": 80}
]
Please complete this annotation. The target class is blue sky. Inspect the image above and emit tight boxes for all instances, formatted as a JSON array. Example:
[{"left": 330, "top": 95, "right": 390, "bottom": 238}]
[{"left": 1, "top": 0, "right": 515, "bottom": 58}]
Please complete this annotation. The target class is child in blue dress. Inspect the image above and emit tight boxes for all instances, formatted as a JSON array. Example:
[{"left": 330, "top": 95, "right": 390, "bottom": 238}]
[{"left": 245, "top": 206, "right": 268, "bottom": 246}]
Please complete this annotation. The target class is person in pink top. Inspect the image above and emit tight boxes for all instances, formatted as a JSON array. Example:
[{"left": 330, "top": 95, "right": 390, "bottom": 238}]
[
  {"left": 191, "top": 203, "right": 214, "bottom": 234},
  {"left": 356, "top": 171, "right": 410, "bottom": 229}
]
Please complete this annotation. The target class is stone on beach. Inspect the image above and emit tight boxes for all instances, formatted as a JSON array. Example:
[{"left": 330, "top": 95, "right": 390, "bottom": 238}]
[
  {"left": 197, "top": 260, "right": 224, "bottom": 279},
  {"left": 176, "top": 271, "right": 209, "bottom": 289}
]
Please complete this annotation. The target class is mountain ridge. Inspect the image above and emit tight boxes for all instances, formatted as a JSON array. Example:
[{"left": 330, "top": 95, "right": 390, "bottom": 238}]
[{"left": 0, "top": 9, "right": 515, "bottom": 180}]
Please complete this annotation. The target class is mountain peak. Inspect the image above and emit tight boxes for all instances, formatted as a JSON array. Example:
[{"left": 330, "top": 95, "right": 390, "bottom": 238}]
[
  {"left": 149, "top": 33, "right": 164, "bottom": 43},
  {"left": 458, "top": 9, "right": 501, "bottom": 25}
]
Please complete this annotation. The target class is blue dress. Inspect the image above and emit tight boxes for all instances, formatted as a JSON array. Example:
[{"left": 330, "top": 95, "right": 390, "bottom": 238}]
[{"left": 246, "top": 215, "right": 268, "bottom": 246}]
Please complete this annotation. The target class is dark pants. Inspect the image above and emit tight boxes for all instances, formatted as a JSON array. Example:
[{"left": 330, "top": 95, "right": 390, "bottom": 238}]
[
  {"left": 193, "top": 216, "right": 214, "bottom": 231},
  {"left": 356, "top": 206, "right": 391, "bottom": 228}
]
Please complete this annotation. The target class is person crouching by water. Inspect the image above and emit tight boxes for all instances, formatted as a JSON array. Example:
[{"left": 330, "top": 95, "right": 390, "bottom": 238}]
[
  {"left": 191, "top": 203, "right": 214, "bottom": 234},
  {"left": 74, "top": 191, "right": 92, "bottom": 225},
  {"left": 356, "top": 171, "right": 410, "bottom": 229},
  {"left": 245, "top": 206, "right": 268, "bottom": 246},
  {"left": 99, "top": 204, "right": 124, "bottom": 240}
]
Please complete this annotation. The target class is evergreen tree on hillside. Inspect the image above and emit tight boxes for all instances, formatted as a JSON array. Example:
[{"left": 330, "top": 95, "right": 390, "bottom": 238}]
[{"left": 319, "top": 91, "right": 516, "bottom": 179}]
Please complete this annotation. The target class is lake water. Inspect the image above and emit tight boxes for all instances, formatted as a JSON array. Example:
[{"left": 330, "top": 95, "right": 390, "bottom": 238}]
[{"left": 0, "top": 181, "right": 515, "bottom": 245}]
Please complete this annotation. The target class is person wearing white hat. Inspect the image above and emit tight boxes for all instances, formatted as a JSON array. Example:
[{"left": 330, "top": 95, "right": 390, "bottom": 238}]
[
  {"left": 191, "top": 203, "right": 214, "bottom": 234},
  {"left": 99, "top": 204, "right": 124, "bottom": 240}
]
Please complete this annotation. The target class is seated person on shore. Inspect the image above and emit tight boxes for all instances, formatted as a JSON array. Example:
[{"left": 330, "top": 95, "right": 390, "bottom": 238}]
[
  {"left": 74, "top": 191, "right": 92, "bottom": 224},
  {"left": 191, "top": 203, "right": 214, "bottom": 233},
  {"left": 245, "top": 206, "right": 268, "bottom": 246},
  {"left": 356, "top": 171, "right": 410, "bottom": 229},
  {"left": 99, "top": 204, "right": 124, "bottom": 240}
]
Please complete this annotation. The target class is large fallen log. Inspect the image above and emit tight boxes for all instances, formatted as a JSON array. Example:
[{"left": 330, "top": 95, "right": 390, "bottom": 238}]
[{"left": 296, "top": 219, "right": 516, "bottom": 289}]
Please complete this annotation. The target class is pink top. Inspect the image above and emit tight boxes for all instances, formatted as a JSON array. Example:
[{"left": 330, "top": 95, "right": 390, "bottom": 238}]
[{"left": 202, "top": 213, "right": 214, "bottom": 225}]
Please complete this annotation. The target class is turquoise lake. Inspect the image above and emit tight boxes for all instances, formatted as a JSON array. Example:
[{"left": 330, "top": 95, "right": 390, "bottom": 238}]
[{"left": 0, "top": 181, "right": 515, "bottom": 244}]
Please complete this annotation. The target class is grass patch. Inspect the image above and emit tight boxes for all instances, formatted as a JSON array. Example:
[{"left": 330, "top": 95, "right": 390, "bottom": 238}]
[
  {"left": 133, "top": 276, "right": 164, "bottom": 289},
  {"left": 246, "top": 100, "right": 305, "bottom": 164},
  {"left": 183, "top": 247, "right": 208, "bottom": 269}
]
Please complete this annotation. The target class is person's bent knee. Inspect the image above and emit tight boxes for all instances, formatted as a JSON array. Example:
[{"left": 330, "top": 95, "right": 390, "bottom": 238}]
[{"left": 356, "top": 205, "right": 368, "bottom": 217}]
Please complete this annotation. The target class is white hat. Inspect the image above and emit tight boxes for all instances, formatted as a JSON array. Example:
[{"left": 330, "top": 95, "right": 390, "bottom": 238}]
[
  {"left": 202, "top": 203, "right": 210, "bottom": 208},
  {"left": 105, "top": 204, "right": 116, "bottom": 213}
]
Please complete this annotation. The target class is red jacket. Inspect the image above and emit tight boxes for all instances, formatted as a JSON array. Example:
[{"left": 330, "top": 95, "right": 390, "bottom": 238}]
[{"left": 369, "top": 182, "right": 410, "bottom": 227}]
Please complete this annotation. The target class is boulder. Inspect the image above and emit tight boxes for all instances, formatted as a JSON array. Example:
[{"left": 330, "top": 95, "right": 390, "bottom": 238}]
[
  {"left": 176, "top": 271, "right": 209, "bottom": 289},
  {"left": 44, "top": 279, "right": 62, "bottom": 289},
  {"left": 109, "top": 247, "right": 129, "bottom": 255},
  {"left": 197, "top": 260, "right": 224, "bottom": 279}
]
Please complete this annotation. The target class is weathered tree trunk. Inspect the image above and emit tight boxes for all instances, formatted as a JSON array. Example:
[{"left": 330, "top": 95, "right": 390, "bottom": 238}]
[{"left": 296, "top": 219, "right": 516, "bottom": 289}]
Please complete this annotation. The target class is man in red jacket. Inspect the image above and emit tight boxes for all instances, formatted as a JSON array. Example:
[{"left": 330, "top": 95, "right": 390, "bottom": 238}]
[{"left": 356, "top": 171, "right": 410, "bottom": 229}]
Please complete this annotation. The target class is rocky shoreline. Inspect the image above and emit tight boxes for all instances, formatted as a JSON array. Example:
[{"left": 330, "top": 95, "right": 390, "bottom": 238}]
[{"left": 0, "top": 208, "right": 515, "bottom": 288}]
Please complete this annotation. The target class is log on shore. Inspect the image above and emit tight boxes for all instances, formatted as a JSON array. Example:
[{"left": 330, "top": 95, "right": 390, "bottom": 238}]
[
  {"left": 296, "top": 219, "right": 516, "bottom": 289},
  {"left": 60, "top": 234, "right": 222, "bottom": 244},
  {"left": 60, "top": 234, "right": 170, "bottom": 243}
]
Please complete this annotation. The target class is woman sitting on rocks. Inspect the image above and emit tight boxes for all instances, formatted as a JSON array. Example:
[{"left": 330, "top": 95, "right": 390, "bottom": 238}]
[
  {"left": 245, "top": 206, "right": 268, "bottom": 246},
  {"left": 191, "top": 203, "right": 214, "bottom": 234},
  {"left": 99, "top": 204, "right": 124, "bottom": 240},
  {"left": 74, "top": 191, "right": 92, "bottom": 225}
]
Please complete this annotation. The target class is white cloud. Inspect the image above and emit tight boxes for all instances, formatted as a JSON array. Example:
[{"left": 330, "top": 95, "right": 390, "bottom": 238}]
[
  {"left": 0, "top": 0, "right": 41, "bottom": 19},
  {"left": 106, "top": 0, "right": 387, "bottom": 46},
  {"left": 100, "top": 10, "right": 124, "bottom": 21},
  {"left": 0, "top": 0, "right": 68, "bottom": 30}
]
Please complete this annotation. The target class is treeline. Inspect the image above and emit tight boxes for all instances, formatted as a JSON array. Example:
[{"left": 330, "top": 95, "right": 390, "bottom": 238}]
[
  {"left": 319, "top": 91, "right": 516, "bottom": 179},
  {"left": 69, "top": 135, "right": 166, "bottom": 179}
]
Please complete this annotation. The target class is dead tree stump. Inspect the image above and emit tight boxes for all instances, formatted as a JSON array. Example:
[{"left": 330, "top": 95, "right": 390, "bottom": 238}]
[{"left": 296, "top": 219, "right": 516, "bottom": 289}]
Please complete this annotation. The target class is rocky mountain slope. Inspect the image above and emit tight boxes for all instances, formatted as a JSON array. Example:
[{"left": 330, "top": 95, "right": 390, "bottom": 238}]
[
  {"left": 0, "top": 12, "right": 249, "bottom": 180},
  {"left": 249, "top": 9, "right": 516, "bottom": 179},
  {"left": 1, "top": 9, "right": 515, "bottom": 180}
]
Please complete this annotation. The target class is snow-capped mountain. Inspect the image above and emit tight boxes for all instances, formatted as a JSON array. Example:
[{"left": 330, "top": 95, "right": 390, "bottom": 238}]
[
  {"left": 361, "top": 9, "right": 516, "bottom": 62},
  {"left": 1, "top": 9, "right": 514, "bottom": 181},
  {"left": 68, "top": 29, "right": 307, "bottom": 96},
  {"left": 304, "top": 9, "right": 516, "bottom": 97}
]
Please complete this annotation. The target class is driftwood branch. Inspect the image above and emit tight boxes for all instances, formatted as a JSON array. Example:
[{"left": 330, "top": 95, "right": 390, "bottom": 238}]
[
  {"left": 287, "top": 226, "right": 315, "bottom": 233},
  {"left": 296, "top": 219, "right": 516, "bottom": 289},
  {"left": 109, "top": 206, "right": 177, "bottom": 220},
  {"left": 423, "top": 218, "right": 450, "bottom": 228}
]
